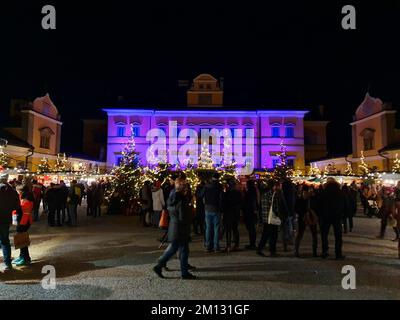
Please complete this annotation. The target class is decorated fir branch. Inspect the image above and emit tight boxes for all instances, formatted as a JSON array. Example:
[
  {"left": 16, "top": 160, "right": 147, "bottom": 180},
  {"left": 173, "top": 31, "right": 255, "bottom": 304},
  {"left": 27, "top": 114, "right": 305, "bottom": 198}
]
[
  {"left": 272, "top": 140, "right": 293, "bottom": 181},
  {"left": 392, "top": 153, "right": 400, "bottom": 174},
  {"left": 37, "top": 157, "right": 51, "bottom": 173},
  {"left": 344, "top": 162, "right": 354, "bottom": 176},
  {"left": 53, "top": 153, "right": 69, "bottom": 172},
  {"left": 0, "top": 146, "right": 8, "bottom": 169},
  {"left": 324, "top": 163, "right": 337, "bottom": 175},
  {"left": 307, "top": 163, "right": 321, "bottom": 176},
  {"left": 358, "top": 150, "right": 369, "bottom": 176}
]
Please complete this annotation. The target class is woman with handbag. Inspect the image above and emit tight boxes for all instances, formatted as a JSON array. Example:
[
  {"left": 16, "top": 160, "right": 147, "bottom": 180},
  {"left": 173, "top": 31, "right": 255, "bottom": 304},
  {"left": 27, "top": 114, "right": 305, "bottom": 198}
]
[
  {"left": 257, "top": 181, "right": 288, "bottom": 258},
  {"left": 294, "top": 185, "right": 319, "bottom": 257},
  {"left": 13, "top": 184, "right": 34, "bottom": 266}
]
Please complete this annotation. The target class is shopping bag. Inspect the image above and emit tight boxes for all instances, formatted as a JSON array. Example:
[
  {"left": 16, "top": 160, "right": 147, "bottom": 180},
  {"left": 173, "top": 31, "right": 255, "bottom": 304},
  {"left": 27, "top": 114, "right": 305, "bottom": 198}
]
[
  {"left": 159, "top": 209, "right": 169, "bottom": 229},
  {"left": 14, "top": 232, "right": 30, "bottom": 249},
  {"left": 267, "top": 192, "right": 281, "bottom": 226}
]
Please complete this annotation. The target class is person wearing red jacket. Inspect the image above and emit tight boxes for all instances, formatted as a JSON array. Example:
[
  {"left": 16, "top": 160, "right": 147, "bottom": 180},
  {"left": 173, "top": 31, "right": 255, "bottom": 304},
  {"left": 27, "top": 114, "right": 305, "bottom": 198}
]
[
  {"left": 13, "top": 184, "right": 34, "bottom": 266},
  {"left": 0, "top": 173, "right": 22, "bottom": 271}
]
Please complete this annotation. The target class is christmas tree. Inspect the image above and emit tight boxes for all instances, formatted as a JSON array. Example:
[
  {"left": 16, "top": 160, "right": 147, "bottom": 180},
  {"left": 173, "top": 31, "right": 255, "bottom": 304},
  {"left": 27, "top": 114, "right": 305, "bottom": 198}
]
[
  {"left": 196, "top": 141, "right": 216, "bottom": 181},
  {"left": 272, "top": 140, "right": 293, "bottom": 181},
  {"left": 358, "top": 151, "right": 369, "bottom": 176},
  {"left": 37, "top": 157, "right": 51, "bottom": 173},
  {"left": 218, "top": 159, "right": 239, "bottom": 186},
  {"left": 198, "top": 141, "right": 214, "bottom": 169},
  {"left": 109, "top": 123, "right": 142, "bottom": 205},
  {"left": 392, "top": 154, "right": 400, "bottom": 174}
]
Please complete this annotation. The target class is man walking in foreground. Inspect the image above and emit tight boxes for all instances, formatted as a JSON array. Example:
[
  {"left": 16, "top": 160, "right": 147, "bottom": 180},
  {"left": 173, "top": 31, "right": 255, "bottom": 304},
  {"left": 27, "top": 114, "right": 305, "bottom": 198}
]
[
  {"left": 0, "top": 173, "right": 22, "bottom": 271},
  {"left": 153, "top": 177, "right": 196, "bottom": 280}
]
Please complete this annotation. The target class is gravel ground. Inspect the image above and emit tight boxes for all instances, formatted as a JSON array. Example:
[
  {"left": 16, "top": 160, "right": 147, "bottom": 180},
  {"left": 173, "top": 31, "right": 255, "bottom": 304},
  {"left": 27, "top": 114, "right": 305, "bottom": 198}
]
[{"left": 1, "top": 205, "right": 399, "bottom": 300}]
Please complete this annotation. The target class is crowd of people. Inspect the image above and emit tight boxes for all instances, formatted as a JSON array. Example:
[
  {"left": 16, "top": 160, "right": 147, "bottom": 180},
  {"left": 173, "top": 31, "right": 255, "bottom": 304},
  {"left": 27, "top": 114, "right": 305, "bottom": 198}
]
[
  {"left": 0, "top": 173, "right": 109, "bottom": 270},
  {"left": 1, "top": 170, "right": 400, "bottom": 276},
  {"left": 151, "top": 174, "right": 400, "bottom": 279}
]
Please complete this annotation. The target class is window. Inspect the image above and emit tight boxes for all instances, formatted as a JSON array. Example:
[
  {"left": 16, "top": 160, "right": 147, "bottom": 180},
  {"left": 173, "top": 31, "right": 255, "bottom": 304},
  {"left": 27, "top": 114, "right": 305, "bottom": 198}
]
[
  {"left": 285, "top": 126, "right": 295, "bottom": 138},
  {"left": 131, "top": 126, "right": 140, "bottom": 137},
  {"left": 117, "top": 126, "right": 125, "bottom": 137},
  {"left": 40, "top": 136, "right": 50, "bottom": 149},
  {"left": 361, "top": 128, "right": 375, "bottom": 151},
  {"left": 287, "top": 159, "right": 294, "bottom": 168},
  {"left": 272, "top": 159, "right": 280, "bottom": 168},
  {"left": 39, "top": 127, "right": 54, "bottom": 149},
  {"left": 115, "top": 156, "right": 123, "bottom": 166},
  {"left": 271, "top": 127, "right": 280, "bottom": 137}
]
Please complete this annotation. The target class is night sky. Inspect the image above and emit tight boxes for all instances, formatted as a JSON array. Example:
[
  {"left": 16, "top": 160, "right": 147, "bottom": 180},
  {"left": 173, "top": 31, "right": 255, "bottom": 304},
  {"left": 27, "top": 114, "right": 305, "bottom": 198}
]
[{"left": 1, "top": 1, "right": 400, "bottom": 156}]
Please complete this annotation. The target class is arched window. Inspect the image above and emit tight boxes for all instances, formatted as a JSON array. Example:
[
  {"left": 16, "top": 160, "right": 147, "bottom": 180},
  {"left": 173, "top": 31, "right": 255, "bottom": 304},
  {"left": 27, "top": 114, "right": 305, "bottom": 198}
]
[
  {"left": 39, "top": 127, "right": 54, "bottom": 149},
  {"left": 360, "top": 128, "right": 375, "bottom": 151}
]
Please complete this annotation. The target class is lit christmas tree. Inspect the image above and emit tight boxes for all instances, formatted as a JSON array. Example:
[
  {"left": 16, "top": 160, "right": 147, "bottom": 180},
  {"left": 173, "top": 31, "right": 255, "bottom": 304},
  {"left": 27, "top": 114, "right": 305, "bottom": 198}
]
[
  {"left": 0, "top": 146, "right": 8, "bottom": 170},
  {"left": 344, "top": 162, "right": 354, "bottom": 176},
  {"left": 196, "top": 141, "right": 217, "bottom": 181},
  {"left": 218, "top": 159, "right": 239, "bottom": 186},
  {"left": 272, "top": 140, "right": 293, "bottom": 181},
  {"left": 37, "top": 157, "right": 51, "bottom": 173},
  {"left": 54, "top": 153, "right": 68, "bottom": 172},
  {"left": 358, "top": 151, "right": 369, "bottom": 176},
  {"left": 109, "top": 123, "right": 142, "bottom": 206},
  {"left": 392, "top": 154, "right": 400, "bottom": 174},
  {"left": 198, "top": 141, "right": 214, "bottom": 169}
]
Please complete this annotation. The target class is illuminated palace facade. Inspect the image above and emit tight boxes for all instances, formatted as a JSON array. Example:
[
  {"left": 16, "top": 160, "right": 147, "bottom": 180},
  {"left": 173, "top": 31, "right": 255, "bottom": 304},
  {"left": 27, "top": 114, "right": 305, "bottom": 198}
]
[{"left": 103, "top": 74, "right": 328, "bottom": 172}]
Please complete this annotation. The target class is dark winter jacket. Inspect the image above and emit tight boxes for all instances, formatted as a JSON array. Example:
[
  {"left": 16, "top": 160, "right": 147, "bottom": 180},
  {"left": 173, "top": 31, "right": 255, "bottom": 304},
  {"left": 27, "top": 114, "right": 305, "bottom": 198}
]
[
  {"left": 0, "top": 183, "right": 22, "bottom": 225},
  {"left": 223, "top": 188, "right": 242, "bottom": 223},
  {"left": 320, "top": 182, "right": 346, "bottom": 222},
  {"left": 201, "top": 180, "right": 223, "bottom": 213},
  {"left": 167, "top": 189, "right": 192, "bottom": 242}
]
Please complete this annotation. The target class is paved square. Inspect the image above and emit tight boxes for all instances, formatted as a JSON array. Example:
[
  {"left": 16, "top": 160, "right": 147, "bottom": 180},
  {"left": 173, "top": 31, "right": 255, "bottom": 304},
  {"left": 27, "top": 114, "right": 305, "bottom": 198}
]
[{"left": 1, "top": 206, "right": 399, "bottom": 300}]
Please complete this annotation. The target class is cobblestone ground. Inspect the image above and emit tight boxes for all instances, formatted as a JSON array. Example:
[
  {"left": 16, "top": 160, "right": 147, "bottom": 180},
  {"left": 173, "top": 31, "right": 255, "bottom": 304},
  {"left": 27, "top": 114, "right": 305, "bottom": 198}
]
[{"left": 0, "top": 204, "right": 399, "bottom": 300}]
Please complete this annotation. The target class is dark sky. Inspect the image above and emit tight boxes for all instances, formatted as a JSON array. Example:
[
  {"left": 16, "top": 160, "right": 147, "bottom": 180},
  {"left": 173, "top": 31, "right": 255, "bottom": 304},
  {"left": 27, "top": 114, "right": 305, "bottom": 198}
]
[{"left": 1, "top": 1, "right": 400, "bottom": 155}]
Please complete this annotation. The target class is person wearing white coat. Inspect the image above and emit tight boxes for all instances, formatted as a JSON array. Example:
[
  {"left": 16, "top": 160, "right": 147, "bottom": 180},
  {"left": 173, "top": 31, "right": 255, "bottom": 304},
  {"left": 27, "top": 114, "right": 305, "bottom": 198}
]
[{"left": 151, "top": 181, "right": 165, "bottom": 227}]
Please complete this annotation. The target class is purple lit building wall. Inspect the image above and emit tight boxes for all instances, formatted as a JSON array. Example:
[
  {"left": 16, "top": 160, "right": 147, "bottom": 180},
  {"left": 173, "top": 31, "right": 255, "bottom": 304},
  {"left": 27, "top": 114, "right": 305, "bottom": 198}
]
[{"left": 103, "top": 108, "right": 308, "bottom": 172}]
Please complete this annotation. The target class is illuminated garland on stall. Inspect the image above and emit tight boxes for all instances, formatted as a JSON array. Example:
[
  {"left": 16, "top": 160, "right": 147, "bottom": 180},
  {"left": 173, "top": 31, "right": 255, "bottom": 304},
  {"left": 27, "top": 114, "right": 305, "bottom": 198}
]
[
  {"left": 0, "top": 146, "right": 8, "bottom": 170},
  {"left": 37, "top": 157, "right": 51, "bottom": 173},
  {"left": 392, "top": 153, "right": 400, "bottom": 174},
  {"left": 344, "top": 162, "right": 354, "bottom": 176},
  {"left": 358, "top": 151, "right": 369, "bottom": 176},
  {"left": 53, "top": 153, "right": 69, "bottom": 172}
]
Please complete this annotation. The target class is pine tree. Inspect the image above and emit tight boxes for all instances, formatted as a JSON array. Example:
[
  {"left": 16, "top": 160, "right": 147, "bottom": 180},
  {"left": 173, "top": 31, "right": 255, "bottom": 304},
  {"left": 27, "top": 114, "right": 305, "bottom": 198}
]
[
  {"left": 218, "top": 159, "right": 239, "bottom": 186},
  {"left": 272, "top": 140, "right": 293, "bottom": 181},
  {"left": 198, "top": 141, "right": 214, "bottom": 169},
  {"left": 109, "top": 124, "right": 142, "bottom": 206}
]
